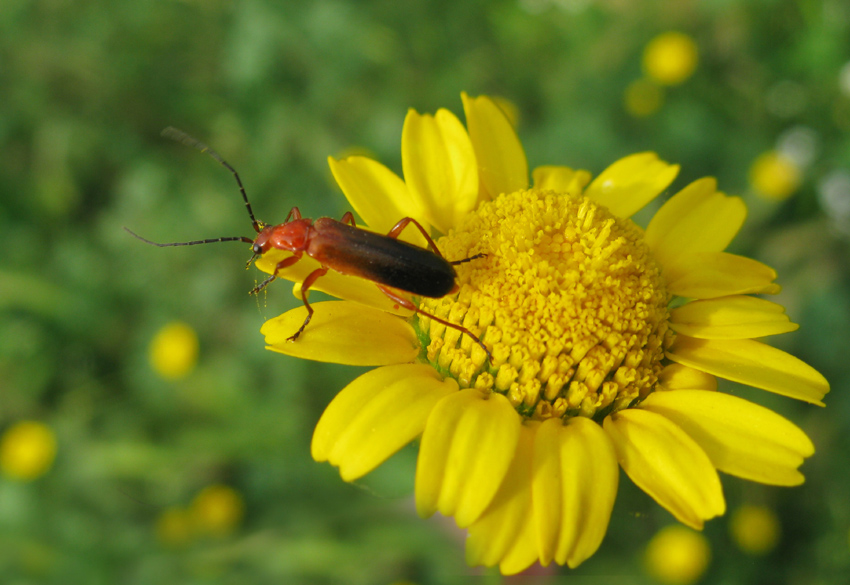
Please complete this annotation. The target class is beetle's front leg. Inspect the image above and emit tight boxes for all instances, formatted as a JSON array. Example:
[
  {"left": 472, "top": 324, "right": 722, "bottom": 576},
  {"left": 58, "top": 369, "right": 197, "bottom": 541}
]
[
  {"left": 250, "top": 252, "right": 303, "bottom": 295},
  {"left": 288, "top": 266, "right": 329, "bottom": 341}
]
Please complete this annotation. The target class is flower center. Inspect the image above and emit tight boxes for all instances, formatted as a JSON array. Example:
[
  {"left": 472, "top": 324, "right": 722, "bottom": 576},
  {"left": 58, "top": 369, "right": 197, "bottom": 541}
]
[{"left": 417, "top": 188, "right": 671, "bottom": 421}]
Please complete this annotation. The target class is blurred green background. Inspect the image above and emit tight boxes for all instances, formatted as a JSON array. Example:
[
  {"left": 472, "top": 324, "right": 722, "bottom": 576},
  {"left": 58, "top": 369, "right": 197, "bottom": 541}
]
[{"left": 1, "top": 0, "right": 849, "bottom": 583}]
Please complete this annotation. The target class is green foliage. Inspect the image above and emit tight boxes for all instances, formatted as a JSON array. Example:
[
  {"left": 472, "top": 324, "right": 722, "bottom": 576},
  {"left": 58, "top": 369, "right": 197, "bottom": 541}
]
[{"left": 1, "top": 0, "right": 848, "bottom": 583}]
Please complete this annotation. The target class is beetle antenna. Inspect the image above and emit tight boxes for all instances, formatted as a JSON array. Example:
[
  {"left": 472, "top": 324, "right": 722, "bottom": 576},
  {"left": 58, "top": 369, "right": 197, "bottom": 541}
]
[
  {"left": 161, "top": 127, "right": 262, "bottom": 233},
  {"left": 124, "top": 227, "right": 253, "bottom": 247}
]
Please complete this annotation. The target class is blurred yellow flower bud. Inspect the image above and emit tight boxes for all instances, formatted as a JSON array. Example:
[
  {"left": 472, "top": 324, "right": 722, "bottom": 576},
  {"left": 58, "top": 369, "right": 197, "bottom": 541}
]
[
  {"left": 644, "top": 525, "right": 711, "bottom": 585},
  {"left": 643, "top": 32, "right": 699, "bottom": 86},
  {"left": 191, "top": 484, "right": 245, "bottom": 537},
  {"left": 749, "top": 150, "right": 801, "bottom": 201},
  {"left": 155, "top": 507, "right": 194, "bottom": 547},
  {"left": 729, "top": 505, "right": 780, "bottom": 555},
  {"left": 625, "top": 78, "right": 665, "bottom": 117},
  {"left": 0, "top": 421, "right": 57, "bottom": 481},
  {"left": 149, "top": 321, "right": 199, "bottom": 380}
]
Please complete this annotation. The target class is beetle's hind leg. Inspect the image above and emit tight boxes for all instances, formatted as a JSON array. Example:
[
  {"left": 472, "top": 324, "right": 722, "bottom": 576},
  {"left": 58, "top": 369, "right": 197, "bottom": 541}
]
[{"left": 377, "top": 285, "right": 492, "bottom": 362}]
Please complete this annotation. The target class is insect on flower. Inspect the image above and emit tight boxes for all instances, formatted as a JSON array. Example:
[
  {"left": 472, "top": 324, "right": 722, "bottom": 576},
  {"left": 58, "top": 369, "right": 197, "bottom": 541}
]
[{"left": 126, "top": 128, "right": 491, "bottom": 359}]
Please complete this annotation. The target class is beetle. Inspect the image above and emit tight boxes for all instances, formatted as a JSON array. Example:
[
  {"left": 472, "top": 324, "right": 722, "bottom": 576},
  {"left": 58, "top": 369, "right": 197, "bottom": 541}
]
[{"left": 126, "top": 128, "right": 491, "bottom": 360}]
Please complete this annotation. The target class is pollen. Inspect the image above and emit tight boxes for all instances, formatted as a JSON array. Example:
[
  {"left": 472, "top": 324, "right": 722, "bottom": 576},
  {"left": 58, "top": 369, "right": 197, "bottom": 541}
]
[{"left": 418, "top": 188, "right": 671, "bottom": 421}]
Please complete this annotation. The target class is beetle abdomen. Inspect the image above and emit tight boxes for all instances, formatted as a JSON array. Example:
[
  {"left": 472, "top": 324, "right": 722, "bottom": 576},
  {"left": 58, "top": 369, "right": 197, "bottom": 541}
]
[{"left": 308, "top": 219, "right": 457, "bottom": 298}]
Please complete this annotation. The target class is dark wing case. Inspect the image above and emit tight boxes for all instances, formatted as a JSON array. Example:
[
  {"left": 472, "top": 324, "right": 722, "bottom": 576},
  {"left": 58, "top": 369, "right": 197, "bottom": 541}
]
[{"left": 309, "top": 219, "right": 457, "bottom": 298}]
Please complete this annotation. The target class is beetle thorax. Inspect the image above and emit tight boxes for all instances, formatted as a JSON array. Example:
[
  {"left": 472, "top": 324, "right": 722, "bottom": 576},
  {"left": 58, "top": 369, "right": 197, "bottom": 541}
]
[{"left": 255, "top": 219, "right": 313, "bottom": 253}]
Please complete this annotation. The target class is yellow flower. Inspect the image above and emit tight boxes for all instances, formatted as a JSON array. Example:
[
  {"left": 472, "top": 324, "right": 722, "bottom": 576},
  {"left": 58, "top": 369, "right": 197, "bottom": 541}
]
[
  {"left": 257, "top": 93, "right": 829, "bottom": 574},
  {"left": 729, "top": 504, "right": 780, "bottom": 554},
  {"left": 1, "top": 421, "right": 57, "bottom": 481},
  {"left": 149, "top": 321, "right": 199, "bottom": 380},
  {"left": 644, "top": 525, "right": 711, "bottom": 585},
  {"left": 749, "top": 150, "right": 802, "bottom": 201},
  {"left": 190, "top": 484, "right": 245, "bottom": 537},
  {"left": 643, "top": 32, "right": 699, "bottom": 86}
]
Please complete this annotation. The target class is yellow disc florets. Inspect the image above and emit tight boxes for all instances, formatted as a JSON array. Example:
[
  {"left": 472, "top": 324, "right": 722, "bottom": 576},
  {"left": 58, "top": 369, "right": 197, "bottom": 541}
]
[{"left": 418, "top": 188, "right": 671, "bottom": 421}]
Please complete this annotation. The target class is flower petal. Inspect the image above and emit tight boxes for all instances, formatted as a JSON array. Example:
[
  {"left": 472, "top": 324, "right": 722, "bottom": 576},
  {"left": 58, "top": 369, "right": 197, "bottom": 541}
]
[
  {"left": 640, "top": 390, "right": 815, "bottom": 486},
  {"left": 466, "top": 422, "right": 539, "bottom": 575},
  {"left": 658, "top": 364, "right": 718, "bottom": 391},
  {"left": 584, "top": 152, "right": 679, "bottom": 218},
  {"left": 402, "top": 108, "right": 478, "bottom": 234},
  {"left": 667, "top": 336, "right": 829, "bottom": 405},
  {"left": 255, "top": 249, "right": 411, "bottom": 316},
  {"left": 261, "top": 301, "right": 419, "bottom": 365},
  {"left": 532, "top": 166, "right": 592, "bottom": 195},
  {"left": 533, "top": 417, "right": 618, "bottom": 568},
  {"left": 254, "top": 248, "right": 323, "bottom": 282},
  {"left": 312, "top": 364, "right": 458, "bottom": 481},
  {"left": 669, "top": 296, "right": 798, "bottom": 339},
  {"left": 416, "top": 389, "right": 522, "bottom": 527},
  {"left": 290, "top": 277, "right": 411, "bottom": 316},
  {"left": 645, "top": 178, "right": 747, "bottom": 269},
  {"left": 664, "top": 252, "right": 781, "bottom": 298},
  {"left": 645, "top": 177, "right": 717, "bottom": 244},
  {"left": 461, "top": 92, "right": 528, "bottom": 200},
  {"left": 328, "top": 155, "right": 428, "bottom": 246},
  {"left": 604, "top": 409, "right": 725, "bottom": 530}
]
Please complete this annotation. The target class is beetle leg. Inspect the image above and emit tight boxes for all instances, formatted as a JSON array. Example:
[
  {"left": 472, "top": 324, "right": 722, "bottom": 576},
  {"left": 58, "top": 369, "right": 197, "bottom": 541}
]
[
  {"left": 386, "top": 217, "right": 445, "bottom": 257},
  {"left": 340, "top": 211, "right": 357, "bottom": 227},
  {"left": 387, "top": 217, "right": 488, "bottom": 265},
  {"left": 288, "top": 266, "right": 329, "bottom": 341},
  {"left": 376, "top": 285, "right": 492, "bottom": 362},
  {"left": 450, "top": 252, "right": 487, "bottom": 266},
  {"left": 250, "top": 252, "right": 303, "bottom": 295},
  {"left": 284, "top": 207, "right": 303, "bottom": 223}
]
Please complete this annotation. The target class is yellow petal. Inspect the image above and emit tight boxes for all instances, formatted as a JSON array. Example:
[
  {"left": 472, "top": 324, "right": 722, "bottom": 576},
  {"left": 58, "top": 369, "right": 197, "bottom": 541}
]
[
  {"left": 667, "top": 336, "right": 829, "bottom": 405},
  {"left": 584, "top": 152, "right": 679, "bottom": 218},
  {"left": 415, "top": 389, "right": 522, "bottom": 527},
  {"left": 461, "top": 92, "right": 528, "bottom": 200},
  {"left": 639, "top": 390, "right": 815, "bottom": 486},
  {"left": 669, "top": 296, "right": 798, "bottom": 339},
  {"left": 402, "top": 108, "right": 478, "bottom": 234},
  {"left": 261, "top": 301, "right": 419, "bottom": 365},
  {"left": 533, "top": 417, "right": 618, "bottom": 568},
  {"left": 604, "top": 409, "right": 725, "bottom": 529},
  {"left": 532, "top": 165, "right": 592, "bottom": 195},
  {"left": 327, "top": 155, "right": 428, "bottom": 246},
  {"left": 255, "top": 248, "right": 411, "bottom": 316},
  {"left": 664, "top": 252, "right": 781, "bottom": 298},
  {"left": 645, "top": 178, "right": 717, "bottom": 244},
  {"left": 290, "top": 276, "right": 411, "bottom": 317},
  {"left": 658, "top": 364, "right": 718, "bottom": 391},
  {"left": 465, "top": 422, "right": 539, "bottom": 575},
  {"left": 312, "top": 364, "right": 458, "bottom": 481},
  {"left": 645, "top": 179, "right": 747, "bottom": 268},
  {"left": 497, "top": 518, "right": 540, "bottom": 576},
  {"left": 254, "top": 248, "right": 323, "bottom": 282}
]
